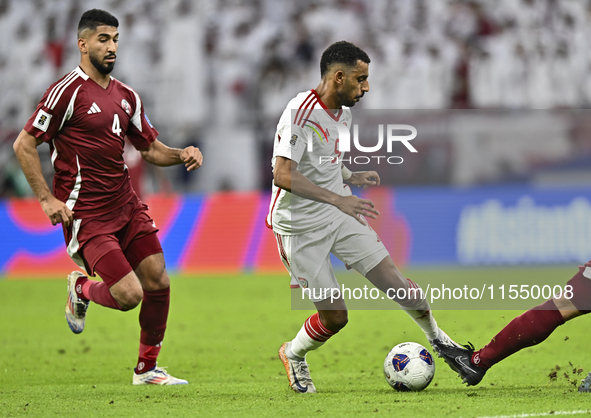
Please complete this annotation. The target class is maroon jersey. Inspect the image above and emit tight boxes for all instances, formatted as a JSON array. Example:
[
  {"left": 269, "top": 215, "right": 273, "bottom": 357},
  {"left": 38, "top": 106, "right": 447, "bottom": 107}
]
[{"left": 24, "top": 66, "right": 158, "bottom": 218}]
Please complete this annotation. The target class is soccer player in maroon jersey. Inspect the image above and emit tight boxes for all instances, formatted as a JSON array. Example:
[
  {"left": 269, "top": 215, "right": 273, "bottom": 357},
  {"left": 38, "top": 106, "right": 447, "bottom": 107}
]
[
  {"left": 13, "top": 9, "right": 202, "bottom": 385},
  {"left": 437, "top": 265, "right": 591, "bottom": 391}
]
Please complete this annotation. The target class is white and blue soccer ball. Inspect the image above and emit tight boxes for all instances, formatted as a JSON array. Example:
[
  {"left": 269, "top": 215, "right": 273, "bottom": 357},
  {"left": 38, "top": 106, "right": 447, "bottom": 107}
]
[{"left": 383, "top": 342, "right": 435, "bottom": 392}]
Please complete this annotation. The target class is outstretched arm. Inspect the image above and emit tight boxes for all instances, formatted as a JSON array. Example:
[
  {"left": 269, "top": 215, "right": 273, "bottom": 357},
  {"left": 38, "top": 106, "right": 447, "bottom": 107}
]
[
  {"left": 274, "top": 156, "right": 379, "bottom": 224},
  {"left": 13, "top": 129, "right": 74, "bottom": 226},
  {"left": 140, "top": 139, "right": 203, "bottom": 171}
]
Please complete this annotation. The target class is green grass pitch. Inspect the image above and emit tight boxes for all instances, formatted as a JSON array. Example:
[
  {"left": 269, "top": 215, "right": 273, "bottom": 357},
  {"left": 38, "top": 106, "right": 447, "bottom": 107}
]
[{"left": 1, "top": 266, "right": 590, "bottom": 417}]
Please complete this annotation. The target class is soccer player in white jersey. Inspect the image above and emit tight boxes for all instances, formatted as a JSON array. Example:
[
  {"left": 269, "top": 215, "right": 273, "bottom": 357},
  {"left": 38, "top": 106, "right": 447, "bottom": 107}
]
[{"left": 268, "top": 41, "right": 463, "bottom": 393}]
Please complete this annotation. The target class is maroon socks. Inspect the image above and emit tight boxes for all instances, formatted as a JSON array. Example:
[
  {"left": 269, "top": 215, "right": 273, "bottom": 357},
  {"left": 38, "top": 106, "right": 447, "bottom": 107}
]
[
  {"left": 471, "top": 299, "right": 565, "bottom": 370},
  {"left": 136, "top": 287, "right": 170, "bottom": 373},
  {"left": 75, "top": 276, "right": 170, "bottom": 374},
  {"left": 75, "top": 275, "right": 121, "bottom": 310}
]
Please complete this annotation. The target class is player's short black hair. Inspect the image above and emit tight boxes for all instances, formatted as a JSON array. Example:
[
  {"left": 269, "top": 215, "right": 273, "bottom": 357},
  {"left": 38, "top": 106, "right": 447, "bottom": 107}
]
[
  {"left": 320, "top": 41, "right": 370, "bottom": 78},
  {"left": 77, "top": 9, "right": 119, "bottom": 38}
]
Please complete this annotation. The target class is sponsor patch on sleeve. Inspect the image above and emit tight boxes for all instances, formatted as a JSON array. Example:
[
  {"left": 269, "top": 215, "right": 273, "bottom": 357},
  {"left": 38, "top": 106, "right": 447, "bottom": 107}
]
[
  {"left": 32, "top": 109, "right": 52, "bottom": 132},
  {"left": 144, "top": 113, "right": 154, "bottom": 128}
]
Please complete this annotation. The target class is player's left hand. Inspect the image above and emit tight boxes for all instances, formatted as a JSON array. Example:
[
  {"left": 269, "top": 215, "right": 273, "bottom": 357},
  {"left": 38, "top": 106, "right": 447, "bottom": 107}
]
[
  {"left": 180, "top": 146, "right": 203, "bottom": 171},
  {"left": 348, "top": 171, "right": 380, "bottom": 189}
]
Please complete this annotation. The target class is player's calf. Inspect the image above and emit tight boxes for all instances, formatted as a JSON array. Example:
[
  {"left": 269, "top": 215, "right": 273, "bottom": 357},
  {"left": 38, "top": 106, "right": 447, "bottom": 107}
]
[{"left": 563, "top": 266, "right": 591, "bottom": 315}]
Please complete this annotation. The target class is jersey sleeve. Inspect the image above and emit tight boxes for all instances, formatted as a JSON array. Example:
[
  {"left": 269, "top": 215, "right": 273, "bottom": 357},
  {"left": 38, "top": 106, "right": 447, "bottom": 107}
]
[
  {"left": 24, "top": 83, "right": 73, "bottom": 143},
  {"left": 275, "top": 114, "right": 308, "bottom": 164},
  {"left": 125, "top": 91, "right": 159, "bottom": 150}
]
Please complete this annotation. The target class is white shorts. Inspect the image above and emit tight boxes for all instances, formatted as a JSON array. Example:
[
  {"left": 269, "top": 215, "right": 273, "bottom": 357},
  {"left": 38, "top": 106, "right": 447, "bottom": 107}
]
[{"left": 275, "top": 215, "right": 389, "bottom": 302}]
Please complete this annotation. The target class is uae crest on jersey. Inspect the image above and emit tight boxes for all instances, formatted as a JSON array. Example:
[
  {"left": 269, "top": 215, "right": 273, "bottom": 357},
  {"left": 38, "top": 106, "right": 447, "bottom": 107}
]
[
  {"left": 121, "top": 99, "right": 131, "bottom": 115},
  {"left": 297, "top": 277, "right": 309, "bottom": 289}
]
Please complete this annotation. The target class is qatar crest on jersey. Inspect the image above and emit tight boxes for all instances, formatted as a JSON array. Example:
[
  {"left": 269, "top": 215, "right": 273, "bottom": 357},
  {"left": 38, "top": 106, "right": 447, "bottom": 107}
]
[{"left": 121, "top": 99, "right": 131, "bottom": 115}]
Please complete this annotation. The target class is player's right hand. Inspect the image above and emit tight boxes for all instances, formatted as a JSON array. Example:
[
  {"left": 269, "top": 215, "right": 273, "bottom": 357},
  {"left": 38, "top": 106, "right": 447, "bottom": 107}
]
[
  {"left": 336, "top": 195, "right": 380, "bottom": 225},
  {"left": 180, "top": 146, "right": 203, "bottom": 171},
  {"left": 41, "top": 196, "right": 74, "bottom": 227}
]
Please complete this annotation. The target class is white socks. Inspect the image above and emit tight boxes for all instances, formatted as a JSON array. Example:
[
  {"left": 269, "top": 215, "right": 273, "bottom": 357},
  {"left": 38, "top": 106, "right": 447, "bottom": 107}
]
[{"left": 288, "top": 313, "right": 336, "bottom": 360}]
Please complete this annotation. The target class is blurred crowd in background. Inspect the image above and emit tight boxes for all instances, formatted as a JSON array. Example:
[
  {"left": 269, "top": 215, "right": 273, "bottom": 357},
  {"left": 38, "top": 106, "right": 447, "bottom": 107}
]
[{"left": 1, "top": 0, "right": 591, "bottom": 197}]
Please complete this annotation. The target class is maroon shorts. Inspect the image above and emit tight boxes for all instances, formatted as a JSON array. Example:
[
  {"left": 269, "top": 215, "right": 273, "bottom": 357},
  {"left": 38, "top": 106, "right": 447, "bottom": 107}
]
[{"left": 64, "top": 196, "right": 162, "bottom": 286}]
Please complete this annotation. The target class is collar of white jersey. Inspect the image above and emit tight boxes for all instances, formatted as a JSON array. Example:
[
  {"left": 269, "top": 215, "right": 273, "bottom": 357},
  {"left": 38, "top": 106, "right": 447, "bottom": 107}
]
[{"left": 311, "top": 89, "right": 343, "bottom": 122}]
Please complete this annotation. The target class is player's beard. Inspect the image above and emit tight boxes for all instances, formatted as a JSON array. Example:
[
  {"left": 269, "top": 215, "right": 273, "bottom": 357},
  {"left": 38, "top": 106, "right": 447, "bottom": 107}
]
[
  {"left": 338, "top": 89, "right": 363, "bottom": 107},
  {"left": 341, "top": 94, "right": 359, "bottom": 107},
  {"left": 89, "top": 51, "right": 115, "bottom": 75},
  {"left": 343, "top": 97, "right": 357, "bottom": 107}
]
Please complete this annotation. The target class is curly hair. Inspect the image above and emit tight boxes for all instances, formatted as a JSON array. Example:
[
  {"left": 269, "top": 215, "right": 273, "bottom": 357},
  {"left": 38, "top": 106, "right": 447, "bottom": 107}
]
[{"left": 320, "top": 41, "right": 370, "bottom": 78}]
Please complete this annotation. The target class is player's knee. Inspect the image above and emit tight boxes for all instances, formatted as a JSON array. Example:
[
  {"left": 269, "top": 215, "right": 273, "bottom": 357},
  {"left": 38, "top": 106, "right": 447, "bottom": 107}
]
[
  {"left": 563, "top": 269, "right": 591, "bottom": 315},
  {"left": 322, "top": 310, "right": 348, "bottom": 332},
  {"left": 334, "top": 312, "right": 349, "bottom": 331},
  {"left": 153, "top": 269, "right": 169, "bottom": 289},
  {"left": 136, "top": 258, "right": 170, "bottom": 291},
  {"left": 143, "top": 268, "right": 169, "bottom": 291},
  {"left": 366, "top": 258, "right": 407, "bottom": 295},
  {"left": 114, "top": 286, "right": 143, "bottom": 311}
]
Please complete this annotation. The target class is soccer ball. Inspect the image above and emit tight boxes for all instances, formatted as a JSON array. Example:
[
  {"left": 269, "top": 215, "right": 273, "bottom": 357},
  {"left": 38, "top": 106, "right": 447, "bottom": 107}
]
[{"left": 383, "top": 342, "right": 435, "bottom": 392}]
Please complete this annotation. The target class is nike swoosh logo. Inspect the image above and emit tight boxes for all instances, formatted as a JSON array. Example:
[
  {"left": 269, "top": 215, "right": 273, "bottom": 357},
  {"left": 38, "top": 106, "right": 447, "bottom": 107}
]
[
  {"left": 290, "top": 364, "right": 308, "bottom": 393},
  {"left": 455, "top": 356, "right": 477, "bottom": 373}
]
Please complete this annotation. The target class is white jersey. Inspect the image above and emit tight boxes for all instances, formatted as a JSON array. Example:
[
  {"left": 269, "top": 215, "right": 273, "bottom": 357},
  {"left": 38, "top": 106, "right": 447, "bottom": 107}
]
[{"left": 267, "top": 89, "right": 353, "bottom": 235}]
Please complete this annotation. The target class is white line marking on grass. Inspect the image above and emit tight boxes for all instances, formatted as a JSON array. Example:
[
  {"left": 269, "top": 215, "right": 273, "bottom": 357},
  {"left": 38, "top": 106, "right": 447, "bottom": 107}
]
[{"left": 476, "top": 409, "right": 591, "bottom": 418}]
